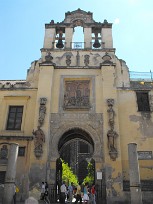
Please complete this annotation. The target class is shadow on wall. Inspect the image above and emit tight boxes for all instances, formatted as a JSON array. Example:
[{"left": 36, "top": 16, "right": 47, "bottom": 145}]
[{"left": 0, "top": 184, "right": 4, "bottom": 202}]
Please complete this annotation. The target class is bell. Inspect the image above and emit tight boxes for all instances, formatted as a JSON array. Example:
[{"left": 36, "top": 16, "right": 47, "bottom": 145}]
[
  {"left": 56, "top": 39, "right": 64, "bottom": 48},
  {"left": 56, "top": 31, "right": 64, "bottom": 49},
  {"left": 93, "top": 39, "right": 101, "bottom": 48},
  {"left": 93, "top": 31, "right": 101, "bottom": 48}
]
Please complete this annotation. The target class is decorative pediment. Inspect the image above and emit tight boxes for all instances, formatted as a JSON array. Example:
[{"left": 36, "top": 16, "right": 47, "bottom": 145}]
[{"left": 63, "top": 8, "right": 95, "bottom": 25}]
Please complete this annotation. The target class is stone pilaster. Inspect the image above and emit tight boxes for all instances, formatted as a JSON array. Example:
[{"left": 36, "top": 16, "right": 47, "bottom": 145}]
[
  {"left": 128, "top": 143, "right": 143, "bottom": 204},
  {"left": 3, "top": 143, "right": 19, "bottom": 204}
]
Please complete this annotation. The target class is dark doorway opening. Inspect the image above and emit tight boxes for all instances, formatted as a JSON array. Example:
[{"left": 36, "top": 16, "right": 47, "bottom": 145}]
[{"left": 57, "top": 128, "right": 95, "bottom": 183}]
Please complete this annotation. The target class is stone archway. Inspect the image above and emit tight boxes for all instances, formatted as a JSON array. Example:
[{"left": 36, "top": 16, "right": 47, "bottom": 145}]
[
  {"left": 48, "top": 113, "right": 103, "bottom": 184},
  {"left": 58, "top": 128, "right": 94, "bottom": 183}
]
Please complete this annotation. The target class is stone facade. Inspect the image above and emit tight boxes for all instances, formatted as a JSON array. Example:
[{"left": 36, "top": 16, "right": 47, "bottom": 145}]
[{"left": 0, "top": 9, "right": 153, "bottom": 203}]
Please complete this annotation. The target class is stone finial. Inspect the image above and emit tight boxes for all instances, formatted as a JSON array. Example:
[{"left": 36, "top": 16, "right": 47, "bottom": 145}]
[
  {"left": 45, "top": 52, "right": 53, "bottom": 63},
  {"left": 84, "top": 55, "right": 90, "bottom": 66}
]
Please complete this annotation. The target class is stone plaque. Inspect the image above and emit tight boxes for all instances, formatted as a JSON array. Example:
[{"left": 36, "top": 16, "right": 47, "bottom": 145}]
[
  {"left": 63, "top": 80, "right": 90, "bottom": 109},
  {"left": 137, "top": 151, "right": 152, "bottom": 160},
  {"left": 97, "top": 171, "right": 102, "bottom": 180}
]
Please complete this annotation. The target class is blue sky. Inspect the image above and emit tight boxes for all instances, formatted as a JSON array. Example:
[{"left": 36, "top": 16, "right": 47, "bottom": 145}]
[{"left": 0, "top": 0, "right": 153, "bottom": 80}]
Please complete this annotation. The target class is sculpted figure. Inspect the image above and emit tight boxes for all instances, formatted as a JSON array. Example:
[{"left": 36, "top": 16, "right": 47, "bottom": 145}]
[
  {"left": 0, "top": 145, "right": 8, "bottom": 159},
  {"left": 107, "top": 105, "right": 115, "bottom": 129},
  {"left": 33, "top": 126, "right": 45, "bottom": 158},
  {"left": 107, "top": 129, "right": 118, "bottom": 152},
  {"left": 38, "top": 105, "right": 46, "bottom": 126}
]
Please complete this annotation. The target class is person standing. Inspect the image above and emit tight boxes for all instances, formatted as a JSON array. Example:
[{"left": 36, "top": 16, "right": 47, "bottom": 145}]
[
  {"left": 68, "top": 182, "right": 73, "bottom": 203},
  {"left": 75, "top": 182, "right": 82, "bottom": 204},
  {"left": 40, "top": 182, "right": 45, "bottom": 200},
  {"left": 13, "top": 184, "right": 16, "bottom": 204},
  {"left": 90, "top": 183, "right": 96, "bottom": 204},
  {"left": 60, "top": 181, "right": 67, "bottom": 203},
  {"left": 44, "top": 182, "right": 50, "bottom": 203},
  {"left": 82, "top": 183, "right": 89, "bottom": 204}
]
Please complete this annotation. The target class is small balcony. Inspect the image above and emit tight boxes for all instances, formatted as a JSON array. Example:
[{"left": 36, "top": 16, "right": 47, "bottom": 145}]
[{"left": 52, "top": 41, "right": 105, "bottom": 50}]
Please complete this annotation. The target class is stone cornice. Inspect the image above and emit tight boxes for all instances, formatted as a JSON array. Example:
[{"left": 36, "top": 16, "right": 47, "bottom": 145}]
[{"left": 0, "top": 135, "right": 33, "bottom": 141}]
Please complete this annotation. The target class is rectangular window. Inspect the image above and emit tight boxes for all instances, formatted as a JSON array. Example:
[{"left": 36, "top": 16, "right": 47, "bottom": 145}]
[
  {"left": 6, "top": 106, "right": 23, "bottom": 130},
  {"left": 79, "top": 141, "right": 89, "bottom": 153},
  {"left": 136, "top": 92, "right": 150, "bottom": 112},
  {"left": 0, "top": 171, "right": 6, "bottom": 184},
  {"left": 18, "top": 147, "right": 25, "bottom": 157}
]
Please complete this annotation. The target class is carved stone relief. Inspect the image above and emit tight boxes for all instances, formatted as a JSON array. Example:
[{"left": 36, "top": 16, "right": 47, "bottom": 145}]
[
  {"left": 45, "top": 52, "right": 54, "bottom": 63},
  {"left": 49, "top": 113, "right": 103, "bottom": 162},
  {"left": 102, "top": 52, "right": 113, "bottom": 65},
  {"left": 38, "top": 98, "right": 47, "bottom": 127},
  {"left": 63, "top": 80, "right": 90, "bottom": 109},
  {"left": 33, "top": 97, "right": 47, "bottom": 159},
  {"left": 56, "top": 52, "right": 73, "bottom": 66},
  {"left": 107, "top": 99, "right": 118, "bottom": 160},
  {"left": 66, "top": 55, "right": 71, "bottom": 66},
  {"left": 0, "top": 145, "right": 8, "bottom": 160},
  {"left": 76, "top": 51, "right": 80, "bottom": 66},
  {"left": 84, "top": 55, "right": 90, "bottom": 66}
]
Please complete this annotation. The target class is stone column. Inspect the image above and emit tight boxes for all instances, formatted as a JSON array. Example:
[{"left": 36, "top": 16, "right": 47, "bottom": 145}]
[
  {"left": 101, "top": 27, "right": 113, "bottom": 48},
  {"left": 84, "top": 27, "right": 92, "bottom": 49},
  {"left": 65, "top": 27, "right": 73, "bottom": 49},
  {"left": 3, "top": 143, "right": 19, "bottom": 204},
  {"left": 128, "top": 143, "right": 142, "bottom": 204},
  {"left": 43, "top": 28, "right": 56, "bottom": 49}
]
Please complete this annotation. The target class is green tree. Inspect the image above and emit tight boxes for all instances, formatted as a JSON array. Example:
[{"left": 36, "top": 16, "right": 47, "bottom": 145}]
[
  {"left": 83, "top": 162, "right": 94, "bottom": 185},
  {"left": 61, "top": 159, "right": 78, "bottom": 186}
]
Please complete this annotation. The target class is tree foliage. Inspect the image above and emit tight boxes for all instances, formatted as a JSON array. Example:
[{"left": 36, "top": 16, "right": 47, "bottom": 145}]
[
  {"left": 83, "top": 162, "right": 94, "bottom": 185},
  {"left": 61, "top": 159, "right": 78, "bottom": 186}
]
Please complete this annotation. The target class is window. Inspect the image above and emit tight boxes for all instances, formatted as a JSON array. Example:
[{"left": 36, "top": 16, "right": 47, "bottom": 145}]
[
  {"left": 18, "top": 147, "right": 25, "bottom": 157},
  {"left": 0, "top": 171, "right": 6, "bottom": 184},
  {"left": 136, "top": 92, "right": 150, "bottom": 112},
  {"left": 79, "top": 141, "right": 89, "bottom": 153},
  {"left": 6, "top": 106, "right": 23, "bottom": 130}
]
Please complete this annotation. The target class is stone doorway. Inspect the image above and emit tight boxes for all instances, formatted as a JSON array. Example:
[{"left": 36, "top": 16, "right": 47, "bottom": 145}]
[{"left": 58, "top": 128, "right": 95, "bottom": 183}]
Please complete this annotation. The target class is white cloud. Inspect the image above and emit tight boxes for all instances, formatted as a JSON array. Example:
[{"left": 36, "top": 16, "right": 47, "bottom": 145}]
[{"left": 114, "top": 18, "right": 120, "bottom": 24}]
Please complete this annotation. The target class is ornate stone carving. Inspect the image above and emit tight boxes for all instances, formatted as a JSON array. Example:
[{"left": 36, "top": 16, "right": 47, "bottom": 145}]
[
  {"left": 63, "top": 80, "right": 90, "bottom": 109},
  {"left": 107, "top": 99, "right": 115, "bottom": 130},
  {"left": 38, "top": 98, "right": 47, "bottom": 127},
  {"left": 84, "top": 55, "right": 90, "bottom": 66},
  {"left": 102, "top": 52, "right": 113, "bottom": 65},
  {"left": 76, "top": 51, "right": 80, "bottom": 66},
  {"left": 45, "top": 52, "right": 53, "bottom": 63},
  {"left": 33, "top": 126, "right": 45, "bottom": 159},
  {"left": 49, "top": 113, "right": 103, "bottom": 161},
  {"left": 107, "top": 99, "right": 118, "bottom": 160},
  {"left": 66, "top": 55, "right": 71, "bottom": 66},
  {"left": 0, "top": 145, "right": 8, "bottom": 159}
]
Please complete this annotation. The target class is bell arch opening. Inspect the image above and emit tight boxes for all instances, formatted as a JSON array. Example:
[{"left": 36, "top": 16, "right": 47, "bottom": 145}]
[
  {"left": 72, "top": 26, "right": 84, "bottom": 49},
  {"left": 58, "top": 128, "right": 95, "bottom": 183}
]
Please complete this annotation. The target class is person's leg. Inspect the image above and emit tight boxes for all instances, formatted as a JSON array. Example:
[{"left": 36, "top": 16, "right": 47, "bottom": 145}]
[
  {"left": 13, "top": 193, "right": 16, "bottom": 204},
  {"left": 75, "top": 194, "right": 79, "bottom": 204},
  {"left": 79, "top": 194, "right": 82, "bottom": 203}
]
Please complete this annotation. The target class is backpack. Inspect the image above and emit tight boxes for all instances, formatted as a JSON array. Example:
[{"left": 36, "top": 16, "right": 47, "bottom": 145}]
[{"left": 16, "top": 186, "right": 19, "bottom": 193}]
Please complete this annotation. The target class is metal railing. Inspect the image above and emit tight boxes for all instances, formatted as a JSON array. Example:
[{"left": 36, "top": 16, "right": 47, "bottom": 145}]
[
  {"left": 129, "top": 71, "right": 153, "bottom": 81},
  {"left": 52, "top": 42, "right": 103, "bottom": 49}
]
